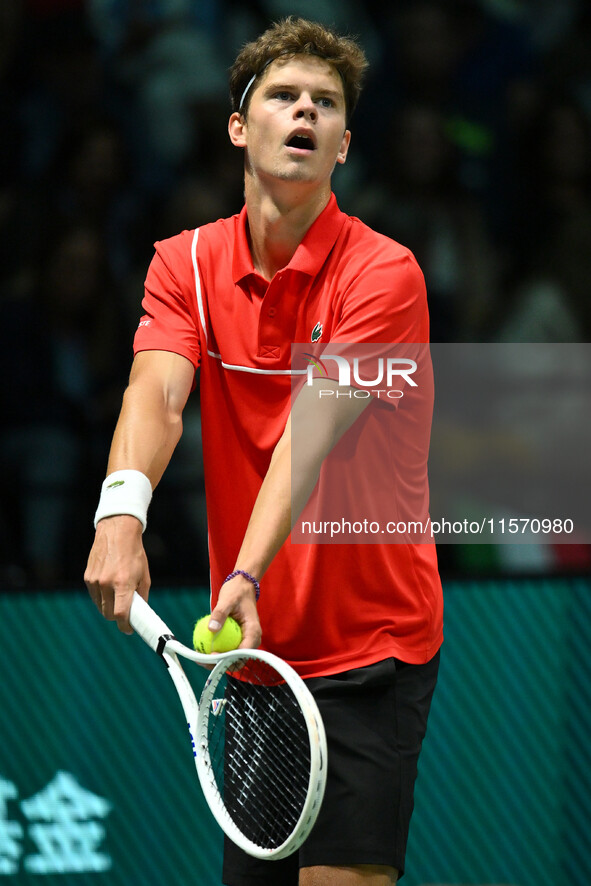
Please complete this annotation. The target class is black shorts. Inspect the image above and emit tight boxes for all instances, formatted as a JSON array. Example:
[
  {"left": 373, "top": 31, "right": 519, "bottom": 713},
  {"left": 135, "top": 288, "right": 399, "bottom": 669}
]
[{"left": 222, "top": 651, "right": 440, "bottom": 885}]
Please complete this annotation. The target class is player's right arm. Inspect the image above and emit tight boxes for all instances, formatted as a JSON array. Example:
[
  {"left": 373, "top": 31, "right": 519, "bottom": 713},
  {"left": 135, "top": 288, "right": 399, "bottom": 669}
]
[{"left": 84, "top": 349, "right": 195, "bottom": 634}]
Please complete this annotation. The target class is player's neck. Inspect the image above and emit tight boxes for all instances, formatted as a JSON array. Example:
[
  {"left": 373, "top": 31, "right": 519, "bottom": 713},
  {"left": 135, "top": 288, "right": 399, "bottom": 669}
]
[{"left": 244, "top": 179, "right": 331, "bottom": 281}]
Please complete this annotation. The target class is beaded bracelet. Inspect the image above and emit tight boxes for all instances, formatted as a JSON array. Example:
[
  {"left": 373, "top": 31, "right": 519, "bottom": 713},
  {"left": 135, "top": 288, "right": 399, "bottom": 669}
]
[{"left": 223, "top": 570, "right": 260, "bottom": 601}]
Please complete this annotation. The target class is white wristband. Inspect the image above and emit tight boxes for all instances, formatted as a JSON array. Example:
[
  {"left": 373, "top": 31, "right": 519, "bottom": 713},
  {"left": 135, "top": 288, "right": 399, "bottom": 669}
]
[{"left": 94, "top": 470, "right": 153, "bottom": 532}]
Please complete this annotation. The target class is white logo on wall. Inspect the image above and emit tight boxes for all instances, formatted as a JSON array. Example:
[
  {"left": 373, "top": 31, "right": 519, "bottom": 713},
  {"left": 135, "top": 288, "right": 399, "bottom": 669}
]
[{"left": 0, "top": 772, "right": 112, "bottom": 876}]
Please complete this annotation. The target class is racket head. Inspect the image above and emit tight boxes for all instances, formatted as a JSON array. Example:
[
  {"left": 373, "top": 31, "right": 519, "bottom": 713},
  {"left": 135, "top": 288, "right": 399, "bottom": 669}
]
[
  {"left": 129, "top": 593, "right": 327, "bottom": 859},
  {"left": 196, "top": 650, "right": 327, "bottom": 859}
]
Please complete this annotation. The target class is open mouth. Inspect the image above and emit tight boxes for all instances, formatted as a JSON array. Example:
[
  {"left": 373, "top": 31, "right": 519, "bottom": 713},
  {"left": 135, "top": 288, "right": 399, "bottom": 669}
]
[{"left": 286, "top": 134, "right": 316, "bottom": 151}]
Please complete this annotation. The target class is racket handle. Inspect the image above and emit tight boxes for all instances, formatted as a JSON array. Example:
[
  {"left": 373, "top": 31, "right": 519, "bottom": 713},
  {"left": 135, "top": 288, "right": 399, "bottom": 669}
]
[{"left": 129, "top": 592, "right": 174, "bottom": 652}]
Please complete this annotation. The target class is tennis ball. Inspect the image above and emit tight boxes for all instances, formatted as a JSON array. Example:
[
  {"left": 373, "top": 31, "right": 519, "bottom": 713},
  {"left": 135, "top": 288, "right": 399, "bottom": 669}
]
[{"left": 193, "top": 615, "right": 242, "bottom": 653}]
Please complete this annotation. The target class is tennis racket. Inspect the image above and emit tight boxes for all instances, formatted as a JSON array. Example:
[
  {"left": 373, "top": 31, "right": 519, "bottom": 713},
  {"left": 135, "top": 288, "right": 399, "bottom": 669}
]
[{"left": 129, "top": 592, "right": 327, "bottom": 859}]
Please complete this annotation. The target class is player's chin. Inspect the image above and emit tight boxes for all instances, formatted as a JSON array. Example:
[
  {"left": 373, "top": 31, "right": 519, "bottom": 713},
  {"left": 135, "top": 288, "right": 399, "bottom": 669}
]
[
  {"left": 275, "top": 158, "right": 320, "bottom": 178},
  {"left": 274, "top": 169, "right": 315, "bottom": 184}
]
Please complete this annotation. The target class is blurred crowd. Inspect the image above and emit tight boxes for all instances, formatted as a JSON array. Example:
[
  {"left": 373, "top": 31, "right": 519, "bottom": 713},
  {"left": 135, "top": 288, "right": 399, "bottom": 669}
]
[{"left": 1, "top": 0, "right": 590, "bottom": 588}]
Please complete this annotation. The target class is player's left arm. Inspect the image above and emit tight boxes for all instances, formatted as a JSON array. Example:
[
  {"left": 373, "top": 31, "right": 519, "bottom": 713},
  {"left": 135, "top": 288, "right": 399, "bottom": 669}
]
[{"left": 209, "top": 379, "right": 370, "bottom": 644}]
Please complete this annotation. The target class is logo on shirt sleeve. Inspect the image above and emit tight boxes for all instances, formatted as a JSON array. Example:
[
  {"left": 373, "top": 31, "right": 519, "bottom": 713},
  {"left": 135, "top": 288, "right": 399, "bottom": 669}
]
[{"left": 311, "top": 322, "right": 323, "bottom": 343}]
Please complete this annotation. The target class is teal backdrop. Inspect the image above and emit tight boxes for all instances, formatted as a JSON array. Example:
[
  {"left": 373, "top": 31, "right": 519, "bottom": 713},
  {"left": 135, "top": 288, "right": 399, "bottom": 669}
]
[{"left": 1, "top": 578, "right": 590, "bottom": 885}]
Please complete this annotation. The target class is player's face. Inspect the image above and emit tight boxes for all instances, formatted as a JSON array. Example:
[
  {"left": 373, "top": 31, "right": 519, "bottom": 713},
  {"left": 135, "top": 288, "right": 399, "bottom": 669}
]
[{"left": 229, "top": 55, "right": 351, "bottom": 188}]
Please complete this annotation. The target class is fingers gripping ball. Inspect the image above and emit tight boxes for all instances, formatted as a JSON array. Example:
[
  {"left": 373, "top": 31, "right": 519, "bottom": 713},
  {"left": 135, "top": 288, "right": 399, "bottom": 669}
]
[{"left": 193, "top": 615, "right": 242, "bottom": 653}]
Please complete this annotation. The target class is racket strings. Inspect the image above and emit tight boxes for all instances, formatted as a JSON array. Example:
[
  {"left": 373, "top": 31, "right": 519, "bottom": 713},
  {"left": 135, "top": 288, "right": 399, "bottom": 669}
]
[
  {"left": 224, "top": 718, "right": 309, "bottom": 827},
  {"left": 230, "top": 703, "right": 309, "bottom": 845},
  {"left": 235, "top": 693, "right": 310, "bottom": 797},
  {"left": 206, "top": 662, "right": 313, "bottom": 850},
  {"left": 216, "top": 689, "right": 310, "bottom": 822}
]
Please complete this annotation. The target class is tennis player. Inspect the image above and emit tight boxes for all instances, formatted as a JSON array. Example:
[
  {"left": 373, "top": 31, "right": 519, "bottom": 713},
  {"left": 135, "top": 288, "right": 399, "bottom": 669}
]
[{"left": 85, "top": 17, "right": 443, "bottom": 886}]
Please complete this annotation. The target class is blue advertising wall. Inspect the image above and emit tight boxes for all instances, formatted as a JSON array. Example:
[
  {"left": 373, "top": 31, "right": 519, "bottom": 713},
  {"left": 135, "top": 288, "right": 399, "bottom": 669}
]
[{"left": 1, "top": 578, "right": 590, "bottom": 885}]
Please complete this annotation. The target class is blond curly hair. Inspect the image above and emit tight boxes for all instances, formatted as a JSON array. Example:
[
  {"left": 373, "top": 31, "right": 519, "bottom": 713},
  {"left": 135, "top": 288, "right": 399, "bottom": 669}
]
[{"left": 229, "top": 17, "right": 368, "bottom": 122}]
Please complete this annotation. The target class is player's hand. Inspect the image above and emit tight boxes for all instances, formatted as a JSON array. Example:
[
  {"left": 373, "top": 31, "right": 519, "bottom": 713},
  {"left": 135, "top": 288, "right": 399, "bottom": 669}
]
[
  {"left": 209, "top": 573, "right": 262, "bottom": 650},
  {"left": 84, "top": 515, "right": 151, "bottom": 634}
]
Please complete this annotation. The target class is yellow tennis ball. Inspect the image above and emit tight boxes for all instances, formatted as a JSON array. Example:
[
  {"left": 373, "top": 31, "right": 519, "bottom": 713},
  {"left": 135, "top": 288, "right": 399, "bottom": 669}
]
[{"left": 192, "top": 615, "right": 242, "bottom": 653}]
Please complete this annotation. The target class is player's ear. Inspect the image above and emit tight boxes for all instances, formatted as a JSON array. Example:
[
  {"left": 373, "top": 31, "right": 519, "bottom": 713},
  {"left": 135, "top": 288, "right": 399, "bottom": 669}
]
[
  {"left": 229, "top": 112, "right": 247, "bottom": 148},
  {"left": 336, "top": 129, "right": 351, "bottom": 165}
]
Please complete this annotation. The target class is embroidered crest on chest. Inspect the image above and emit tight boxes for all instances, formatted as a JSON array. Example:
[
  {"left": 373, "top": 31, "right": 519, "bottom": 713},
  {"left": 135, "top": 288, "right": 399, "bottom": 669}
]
[{"left": 311, "top": 322, "right": 323, "bottom": 343}]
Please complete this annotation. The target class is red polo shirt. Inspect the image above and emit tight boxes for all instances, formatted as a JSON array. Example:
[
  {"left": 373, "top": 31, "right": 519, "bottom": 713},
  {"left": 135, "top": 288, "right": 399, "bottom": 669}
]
[{"left": 134, "top": 193, "right": 443, "bottom": 677}]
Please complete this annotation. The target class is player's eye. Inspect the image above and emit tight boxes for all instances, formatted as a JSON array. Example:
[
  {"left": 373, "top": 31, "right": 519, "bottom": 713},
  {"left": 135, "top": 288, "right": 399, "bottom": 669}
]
[
  {"left": 273, "top": 91, "right": 293, "bottom": 101},
  {"left": 317, "top": 97, "right": 335, "bottom": 108}
]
